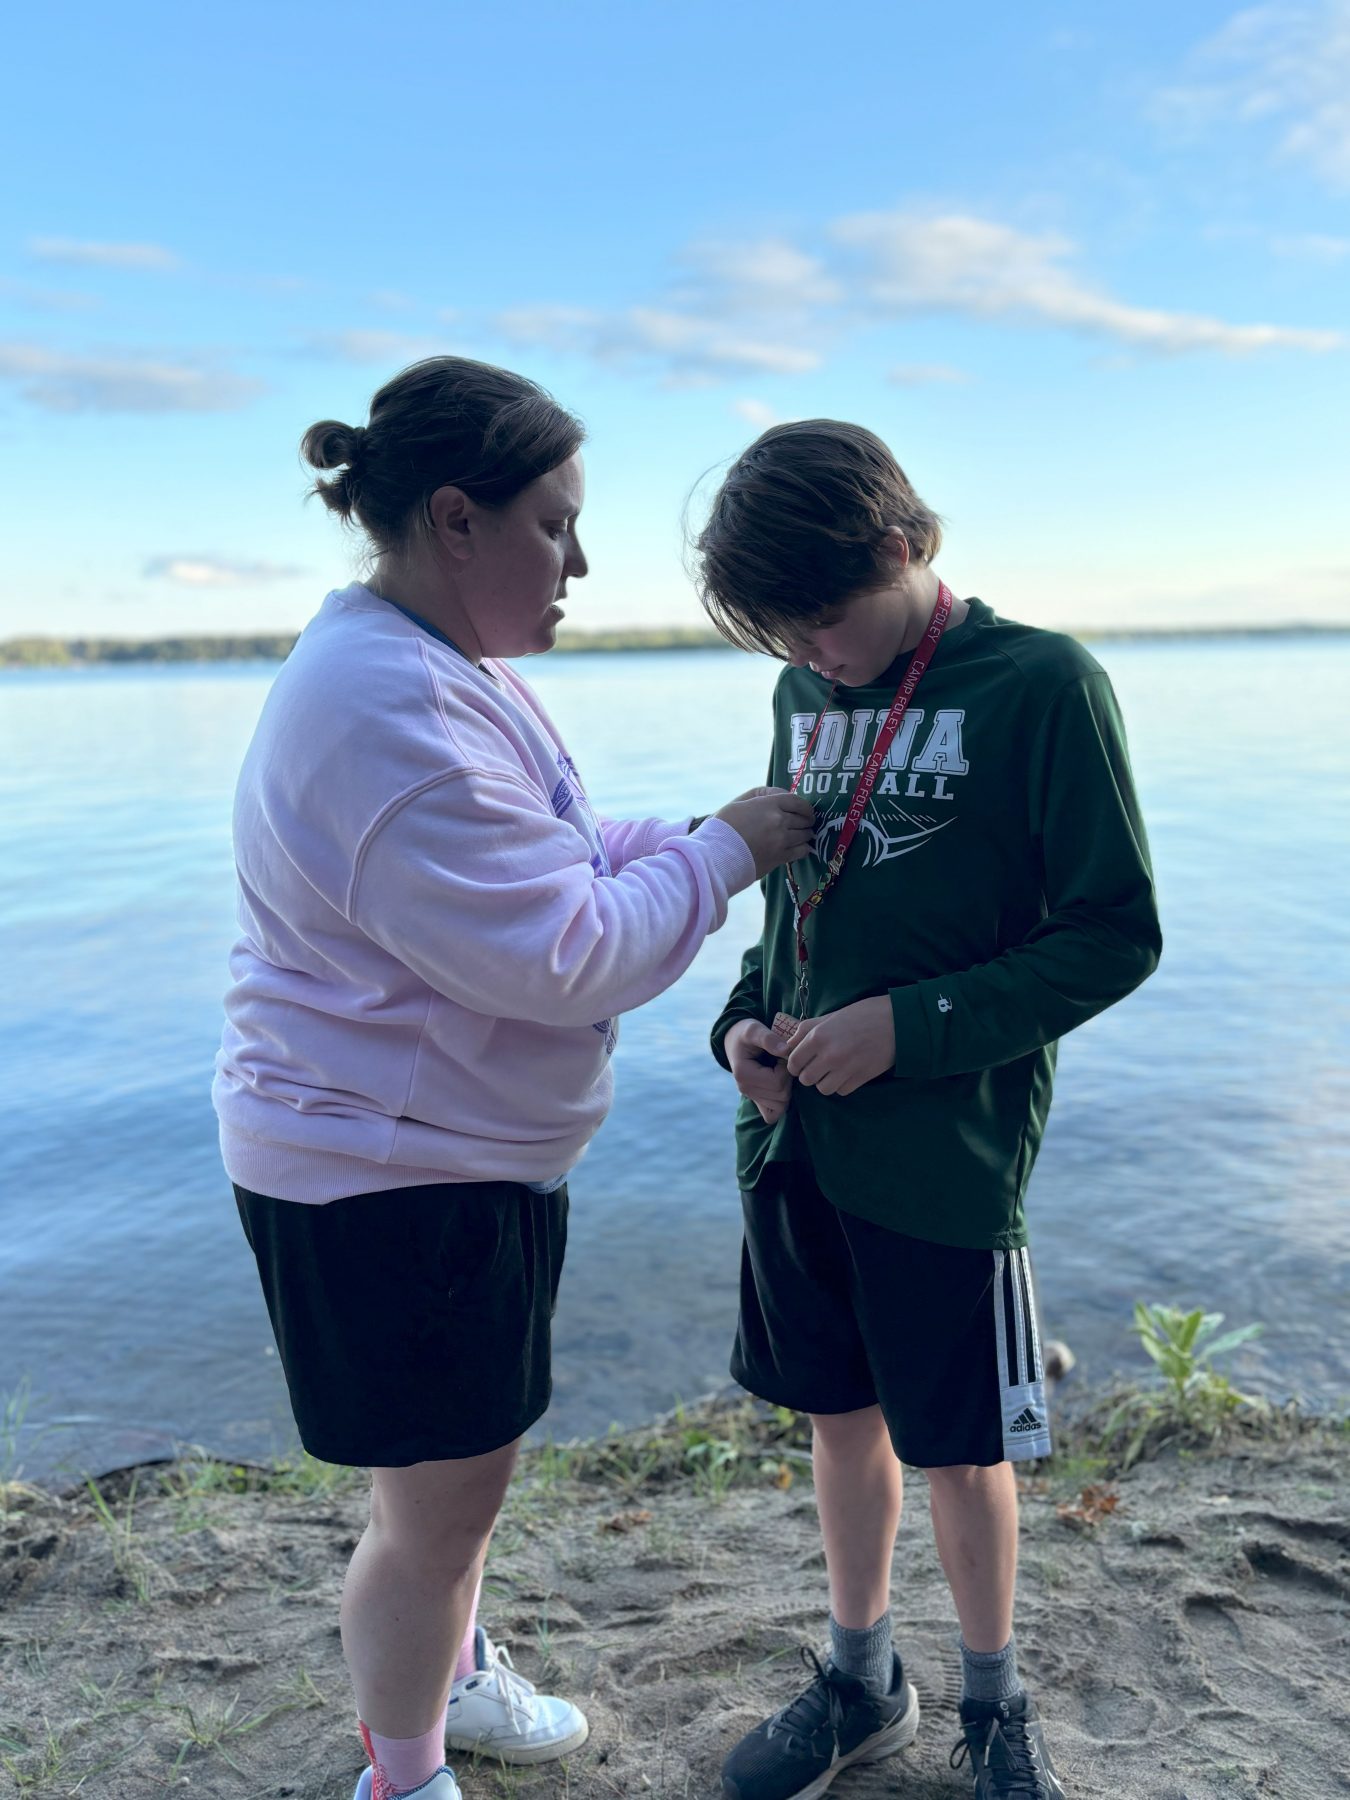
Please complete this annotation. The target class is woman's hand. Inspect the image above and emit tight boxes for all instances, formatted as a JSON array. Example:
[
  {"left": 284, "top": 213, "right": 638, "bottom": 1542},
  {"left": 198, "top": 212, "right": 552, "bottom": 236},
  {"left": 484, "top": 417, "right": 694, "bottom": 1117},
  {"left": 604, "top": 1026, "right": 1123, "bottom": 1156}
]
[
  {"left": 714, "top": 787, "right": 816, "bottom": 878},
  {"left": 724, "top": 1017, "right": 793, "bottom": 1123},
  {"left": 785, "top": 998, "right": 896, "bottom": 1096}
]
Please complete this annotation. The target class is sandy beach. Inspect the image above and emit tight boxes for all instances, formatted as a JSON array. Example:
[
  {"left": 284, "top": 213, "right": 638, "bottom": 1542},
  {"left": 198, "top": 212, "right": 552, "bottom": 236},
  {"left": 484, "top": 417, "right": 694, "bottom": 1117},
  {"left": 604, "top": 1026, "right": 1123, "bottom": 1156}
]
[{"left": 2, "top": 1397, "right": 1346, "bottom": 1800}]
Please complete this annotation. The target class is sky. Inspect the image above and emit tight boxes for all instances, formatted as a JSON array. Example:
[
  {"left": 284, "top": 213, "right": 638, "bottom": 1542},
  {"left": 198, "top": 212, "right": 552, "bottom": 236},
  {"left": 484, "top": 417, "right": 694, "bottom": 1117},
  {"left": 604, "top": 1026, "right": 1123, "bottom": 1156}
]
[{"left": 2, "top": 0, "right": 1347, "bottom": 640}]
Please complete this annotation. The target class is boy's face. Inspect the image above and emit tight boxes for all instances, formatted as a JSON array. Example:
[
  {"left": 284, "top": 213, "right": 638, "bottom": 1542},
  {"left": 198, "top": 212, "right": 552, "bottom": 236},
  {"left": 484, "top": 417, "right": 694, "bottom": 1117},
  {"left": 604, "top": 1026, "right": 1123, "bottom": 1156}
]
[{"left": 783, "top": 584, "right": 909, "bottom": 688}]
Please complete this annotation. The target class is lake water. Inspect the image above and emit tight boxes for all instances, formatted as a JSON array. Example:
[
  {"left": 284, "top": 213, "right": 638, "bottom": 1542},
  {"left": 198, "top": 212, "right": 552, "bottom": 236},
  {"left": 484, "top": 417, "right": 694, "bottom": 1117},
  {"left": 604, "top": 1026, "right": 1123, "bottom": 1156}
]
[{"left": 2, "top": 638, "right": 1348, "bottom": 1482}]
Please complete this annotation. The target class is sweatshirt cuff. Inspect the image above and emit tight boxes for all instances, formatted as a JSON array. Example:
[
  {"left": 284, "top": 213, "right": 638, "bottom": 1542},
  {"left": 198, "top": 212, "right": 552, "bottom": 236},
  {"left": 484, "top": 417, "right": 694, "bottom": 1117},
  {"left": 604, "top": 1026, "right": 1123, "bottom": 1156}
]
[
  {"left": 690, "top": 815, "right": 758, "bottom": 895},
  {"left": 889, "top": 982, "right": 939, "bottom": 1078},
  {"left": 711, "top": 1006, "right": 758, "bottom": 1071},
  {"left": 645, "top": 816, "right": 697, "bottom": 855}
]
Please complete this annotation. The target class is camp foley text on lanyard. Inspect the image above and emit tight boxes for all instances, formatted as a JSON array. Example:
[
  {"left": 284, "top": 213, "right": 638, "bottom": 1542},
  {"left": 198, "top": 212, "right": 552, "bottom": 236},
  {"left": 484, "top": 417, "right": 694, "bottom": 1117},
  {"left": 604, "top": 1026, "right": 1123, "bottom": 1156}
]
[{"left": 779, "top": 581, "right": 955, "bottom": 1028}]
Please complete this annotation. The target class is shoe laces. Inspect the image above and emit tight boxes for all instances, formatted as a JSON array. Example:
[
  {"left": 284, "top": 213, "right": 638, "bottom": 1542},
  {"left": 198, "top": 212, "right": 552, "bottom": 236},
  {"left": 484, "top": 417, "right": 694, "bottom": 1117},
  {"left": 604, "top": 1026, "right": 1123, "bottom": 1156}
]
[
  {"left": 476, "top": 1638, "right": 538, "bottom": 1734},
  {"left": 949, "top": 1703, "right": 1049, "bottom": 1799},
  {"left": 768, "top": 1647, "right": 849, "bottom": 1756}
]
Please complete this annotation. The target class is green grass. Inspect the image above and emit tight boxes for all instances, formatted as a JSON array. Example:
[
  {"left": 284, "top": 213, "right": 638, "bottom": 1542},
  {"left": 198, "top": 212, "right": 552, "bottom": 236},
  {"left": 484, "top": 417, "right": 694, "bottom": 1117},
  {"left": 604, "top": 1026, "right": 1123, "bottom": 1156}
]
[
  {"left": 0, "top": 1681, "right": 150, "bottom": 1795},
  {"left": 0, "top": 1717, "right": 69, "bottom": 1793},
  {"left": 86, "top": 1472, "right": 158, "bottom": 1603},
  {"left": 166, "top": 1445, "right": 364, "bottom": 1499},
  {"left": 168, "top": 1692, "right": 287, "bottom": 1777},
  {"left": 162, "top": 1670, "right": 327, "bottom": 1778},
  {"left": 155, "top": 1445, "right": 366, "bottom": 1532},
  {"left": 1, "top": 1377, "right": 33, "bottom": 1483},
  {"left": 528, "top": 1439, "right": 584, "bottom": 1491},
  {"left": 0, "top": 1379, "right": 59, "bottom": 1514}
]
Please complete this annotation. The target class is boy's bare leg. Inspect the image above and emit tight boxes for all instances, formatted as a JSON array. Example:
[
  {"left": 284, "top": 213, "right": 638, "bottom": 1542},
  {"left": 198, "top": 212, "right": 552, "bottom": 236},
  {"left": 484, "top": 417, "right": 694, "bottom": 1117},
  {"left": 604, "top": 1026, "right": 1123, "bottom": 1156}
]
[
  {"left": 809, "top": 1405, "right": 903, "bottom": 1627},
  {"left": 924, "top": 1460, "right": 1019, "bottom": 1652}
]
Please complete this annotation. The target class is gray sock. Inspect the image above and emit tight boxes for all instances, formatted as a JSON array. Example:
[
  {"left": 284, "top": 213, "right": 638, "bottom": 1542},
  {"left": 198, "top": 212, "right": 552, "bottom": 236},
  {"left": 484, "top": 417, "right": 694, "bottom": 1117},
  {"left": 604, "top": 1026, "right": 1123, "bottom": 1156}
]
[
  {"left": 960, "top": 1633, "right": 1022, "bottom": 1704},
  {"left": 828, "top": 1610, "right": 896, "bottom": 1693}
]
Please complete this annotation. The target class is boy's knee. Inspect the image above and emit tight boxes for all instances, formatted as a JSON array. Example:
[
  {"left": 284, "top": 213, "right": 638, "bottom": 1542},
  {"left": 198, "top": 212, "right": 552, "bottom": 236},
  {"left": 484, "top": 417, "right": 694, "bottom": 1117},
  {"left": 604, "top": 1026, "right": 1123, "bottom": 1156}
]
[{"left": 923, "top": 1460, "right": 1010, "bottom": 1488}]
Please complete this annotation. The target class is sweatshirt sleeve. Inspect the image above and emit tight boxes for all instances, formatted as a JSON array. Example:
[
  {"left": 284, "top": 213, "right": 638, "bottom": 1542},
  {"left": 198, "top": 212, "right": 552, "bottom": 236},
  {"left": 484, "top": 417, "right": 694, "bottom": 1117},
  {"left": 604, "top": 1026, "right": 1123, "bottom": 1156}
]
[
  {"left": 888, "top": 670, "right": 1162, "bottom": 1078},
  {"left": 348, "top": 768, "right": 756, "bottom": 1027},
  {"left": 710, "top": 934, "right": 768, "bottom": 1070},
  {"left": 601, "top": 815, "right": 696, "bottom": 871}
]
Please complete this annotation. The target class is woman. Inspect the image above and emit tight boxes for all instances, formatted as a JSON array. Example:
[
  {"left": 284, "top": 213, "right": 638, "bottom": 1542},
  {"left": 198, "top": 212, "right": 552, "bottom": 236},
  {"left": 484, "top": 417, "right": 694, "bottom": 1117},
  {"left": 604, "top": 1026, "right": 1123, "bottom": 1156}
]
[
  {"left": 213, "top": 356, "right": 814, "bottom": 1800},
  {"left": 695, "top": 420, "right": 1161, "bottom": 1800}
]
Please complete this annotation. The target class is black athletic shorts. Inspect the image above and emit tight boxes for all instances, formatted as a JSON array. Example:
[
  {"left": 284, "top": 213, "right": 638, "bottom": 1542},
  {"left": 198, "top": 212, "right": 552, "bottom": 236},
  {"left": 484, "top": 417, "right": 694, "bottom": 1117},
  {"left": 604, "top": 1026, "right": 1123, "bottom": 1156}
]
[
  {"left": 732, "top": 1164, "right": 1051, "bottom": 1467},
  {"left": 235, "top": 1179, "right": 567, "bottom": 1467}
]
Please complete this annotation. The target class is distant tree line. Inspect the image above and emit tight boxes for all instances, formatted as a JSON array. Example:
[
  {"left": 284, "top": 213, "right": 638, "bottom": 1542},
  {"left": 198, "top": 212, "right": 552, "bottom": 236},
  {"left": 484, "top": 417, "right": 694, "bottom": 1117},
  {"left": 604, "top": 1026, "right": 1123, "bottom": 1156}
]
[
  {"left": 0, "top": 634, "right": 301, "bottom": 667},
  {"left": 0, "top": 628, "right": 730, "bottom": 668},
  {"left": 1, "top": 621, "right": 1346, "bottom": 670}
]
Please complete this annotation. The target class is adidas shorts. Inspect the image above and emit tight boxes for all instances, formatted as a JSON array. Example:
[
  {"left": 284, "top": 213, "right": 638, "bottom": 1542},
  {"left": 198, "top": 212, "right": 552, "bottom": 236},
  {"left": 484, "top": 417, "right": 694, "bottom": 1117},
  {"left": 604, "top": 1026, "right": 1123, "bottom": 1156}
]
[
  {"left": 732, "top": 1164, "right": 1051, "bottom": 1467},
  {"left": 235, "top": 1179, "right": 567, "bottom": 1467}
]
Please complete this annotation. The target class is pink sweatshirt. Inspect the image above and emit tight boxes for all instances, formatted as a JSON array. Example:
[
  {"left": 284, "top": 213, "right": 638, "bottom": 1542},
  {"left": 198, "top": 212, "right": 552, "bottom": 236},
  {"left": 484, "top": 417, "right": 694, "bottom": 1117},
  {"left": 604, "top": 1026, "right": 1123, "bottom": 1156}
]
[{"left": 213, "top": 584, "right": 756, "bottom": 1202}]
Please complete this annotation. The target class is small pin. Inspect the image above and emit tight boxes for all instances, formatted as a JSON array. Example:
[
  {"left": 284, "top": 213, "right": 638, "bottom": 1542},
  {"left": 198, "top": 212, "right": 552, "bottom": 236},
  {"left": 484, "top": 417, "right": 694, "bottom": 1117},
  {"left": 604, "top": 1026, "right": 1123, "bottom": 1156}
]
[{"left": 772, "top": 1011, "right": 802, "bottom": 1045}]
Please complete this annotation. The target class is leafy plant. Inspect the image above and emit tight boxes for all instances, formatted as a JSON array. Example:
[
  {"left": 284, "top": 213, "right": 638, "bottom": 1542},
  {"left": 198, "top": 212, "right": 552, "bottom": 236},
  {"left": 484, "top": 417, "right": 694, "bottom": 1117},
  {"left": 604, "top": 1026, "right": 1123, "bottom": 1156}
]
[
  {"left": 1133, "top": 1303, "right": 1263, "bottom": 1400},
  {"left": 1094, "top": 1302, "right": 1267, "bottom": 1467}
]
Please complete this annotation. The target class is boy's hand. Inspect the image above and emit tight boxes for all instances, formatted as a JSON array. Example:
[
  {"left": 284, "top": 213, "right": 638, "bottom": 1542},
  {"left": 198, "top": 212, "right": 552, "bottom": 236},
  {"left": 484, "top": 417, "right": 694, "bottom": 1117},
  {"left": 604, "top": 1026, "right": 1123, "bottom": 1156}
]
[
  {"left": 785, "top": 997, "right": 895, "bottom": 1096},
  {"left": 724, "top": 1018, "right": 792, "bottom": 1123}
]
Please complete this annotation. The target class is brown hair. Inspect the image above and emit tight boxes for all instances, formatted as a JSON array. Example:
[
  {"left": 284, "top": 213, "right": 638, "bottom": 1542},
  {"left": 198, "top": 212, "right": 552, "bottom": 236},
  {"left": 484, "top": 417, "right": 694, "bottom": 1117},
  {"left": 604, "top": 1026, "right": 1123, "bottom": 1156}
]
[
  {"left": 692, "top": 420, "right": 943, "bottom": 657},
  {"left": 301, "top": 356, "right": 586, "bottom": 553}
]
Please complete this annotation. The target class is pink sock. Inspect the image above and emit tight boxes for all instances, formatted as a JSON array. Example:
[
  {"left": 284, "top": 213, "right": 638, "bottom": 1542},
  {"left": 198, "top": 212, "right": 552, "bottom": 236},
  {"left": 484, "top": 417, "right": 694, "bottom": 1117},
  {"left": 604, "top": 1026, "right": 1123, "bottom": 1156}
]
[
  {"left": 453, "top": 1573, "right": 483, "bottom": 1683},
  {"left": 359, "top": 1715, "right": 447, "bottom": 1799}
]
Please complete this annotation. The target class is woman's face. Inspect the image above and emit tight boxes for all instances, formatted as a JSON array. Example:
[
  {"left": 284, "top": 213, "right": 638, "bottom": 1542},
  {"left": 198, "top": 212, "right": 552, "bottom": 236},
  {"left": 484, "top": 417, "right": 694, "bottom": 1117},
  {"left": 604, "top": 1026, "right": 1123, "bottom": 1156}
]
[{"left": 462, "top": 452, "right": 588, "bottom": 658}]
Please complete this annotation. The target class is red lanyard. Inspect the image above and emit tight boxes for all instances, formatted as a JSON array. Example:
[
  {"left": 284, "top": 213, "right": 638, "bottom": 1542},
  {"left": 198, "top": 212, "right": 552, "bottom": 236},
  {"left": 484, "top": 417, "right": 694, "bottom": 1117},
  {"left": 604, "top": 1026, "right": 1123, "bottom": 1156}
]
[{"left": 785, "top": 581, "right": 954, "bottom": 1014}]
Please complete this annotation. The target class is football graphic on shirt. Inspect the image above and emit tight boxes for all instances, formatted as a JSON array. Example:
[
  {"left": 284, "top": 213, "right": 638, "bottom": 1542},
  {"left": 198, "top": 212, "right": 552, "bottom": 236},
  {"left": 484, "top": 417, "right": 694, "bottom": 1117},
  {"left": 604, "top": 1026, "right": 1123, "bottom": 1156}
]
[{"left": 813, "top": 804, "right": 954, "bottom": 869}]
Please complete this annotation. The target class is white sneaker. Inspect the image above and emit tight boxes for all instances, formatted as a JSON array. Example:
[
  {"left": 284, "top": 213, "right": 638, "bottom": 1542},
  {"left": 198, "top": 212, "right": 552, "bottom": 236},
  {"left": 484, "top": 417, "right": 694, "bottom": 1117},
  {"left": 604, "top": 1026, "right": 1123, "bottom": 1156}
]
[
  {"left": 351, "top": 1767, "right": 461, "bottom": 1800},
  {"left": 445, "top": 1626, "right": 590, "bottom": 1764}
]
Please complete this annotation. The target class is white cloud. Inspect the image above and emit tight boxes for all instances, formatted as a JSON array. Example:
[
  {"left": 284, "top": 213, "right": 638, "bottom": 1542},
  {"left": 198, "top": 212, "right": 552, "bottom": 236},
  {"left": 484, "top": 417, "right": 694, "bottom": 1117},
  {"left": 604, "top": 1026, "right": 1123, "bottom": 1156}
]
[
  {"left": 0, "top": 344, "right": 264, "bottom": 412},
  {"left": 144, "top": 556, "right": 305, "bottom": 587},
  {"left": 495, "top": 302, "right": 820, "bottom": 379},
  {"left": 28, "top": 237, "right": 182, "bottom": 271},
  {"left": 0, "top": 278, "right": 100, "bottom": 313},
  {"left": 677, "top": 238, "right": 842, "bottom": 311},
  {"left": 888, "top": 363, "right": 970, "bottom": 386},
  {"left": 730, "top": 398, "right": 780, "bottom": 428},
  {"left": 1160, "top": 2, "right": 1350, "bottom": 188},
  {"left": 831, "top": 210, "right": 1344, "bottom": 353},
  {"left": 1270, "top": 231, "right": 1350, "bottom": 261},
  {"left": 473, "top": 201, "right": 1346, "bottom": 392},
  {"left": 496, "top": 305, "right": 598, "bottom": 348},
  {"left": 303, "top": 329, "right": 452, "bottom": 364}
]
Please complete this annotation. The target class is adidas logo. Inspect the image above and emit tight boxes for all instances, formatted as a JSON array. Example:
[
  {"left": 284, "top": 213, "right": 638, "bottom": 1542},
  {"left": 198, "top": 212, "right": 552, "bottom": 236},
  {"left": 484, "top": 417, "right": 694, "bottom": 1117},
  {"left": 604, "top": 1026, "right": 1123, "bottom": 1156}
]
[{"left": 1007, "top": 1406, "right": 1045, "bottom": 1434}]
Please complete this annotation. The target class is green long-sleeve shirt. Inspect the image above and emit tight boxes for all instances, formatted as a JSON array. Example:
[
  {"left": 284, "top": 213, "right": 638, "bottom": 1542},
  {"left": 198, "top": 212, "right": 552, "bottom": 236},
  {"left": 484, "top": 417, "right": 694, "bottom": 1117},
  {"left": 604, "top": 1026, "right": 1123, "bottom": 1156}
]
[{"left": 710, "top": 596, "right": 1162, "bottom": 1251}]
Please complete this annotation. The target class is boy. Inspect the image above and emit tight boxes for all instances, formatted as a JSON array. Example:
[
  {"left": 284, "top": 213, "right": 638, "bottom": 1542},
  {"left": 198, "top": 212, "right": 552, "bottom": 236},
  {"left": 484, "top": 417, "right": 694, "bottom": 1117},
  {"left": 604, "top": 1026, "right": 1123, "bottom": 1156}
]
[{"left": 698, "top": 421, "right": 1162, "bottom": 1800}]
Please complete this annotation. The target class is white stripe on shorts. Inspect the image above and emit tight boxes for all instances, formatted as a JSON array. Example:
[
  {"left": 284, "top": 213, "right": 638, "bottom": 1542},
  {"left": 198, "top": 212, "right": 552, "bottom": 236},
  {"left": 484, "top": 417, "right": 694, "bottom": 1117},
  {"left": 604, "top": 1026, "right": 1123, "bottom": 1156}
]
[{"left": 992, "top": 1249, "right": 1052, "bottom": 1461}]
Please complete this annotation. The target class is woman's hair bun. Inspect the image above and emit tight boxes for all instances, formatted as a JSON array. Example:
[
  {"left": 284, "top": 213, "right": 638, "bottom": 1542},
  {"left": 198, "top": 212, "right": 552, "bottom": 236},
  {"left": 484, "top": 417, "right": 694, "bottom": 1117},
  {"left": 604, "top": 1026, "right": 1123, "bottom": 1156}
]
[
  {"left": 299, "top": 357, "right": 586, "bottom": 548},
  {"left": 301, "top": 419, "right": 365, "bottom": 471}
]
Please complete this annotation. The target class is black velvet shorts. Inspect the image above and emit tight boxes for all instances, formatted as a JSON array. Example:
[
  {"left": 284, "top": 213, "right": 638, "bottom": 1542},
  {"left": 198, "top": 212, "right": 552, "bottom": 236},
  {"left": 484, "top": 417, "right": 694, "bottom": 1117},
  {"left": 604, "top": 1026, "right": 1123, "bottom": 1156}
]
[{"left": 235, "top": 1179, "right": 567, "bottom": 1467}]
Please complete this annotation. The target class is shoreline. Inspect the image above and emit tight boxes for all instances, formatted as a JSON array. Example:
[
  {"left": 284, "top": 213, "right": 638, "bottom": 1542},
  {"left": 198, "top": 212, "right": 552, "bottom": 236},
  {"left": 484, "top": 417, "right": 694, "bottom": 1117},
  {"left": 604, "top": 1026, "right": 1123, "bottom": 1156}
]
[
  {"left": 4, "top": 620, "right": 1350, "bottom": 669},
  {"left": 2, "top": 1389, "right": 1346, "bottom": 1799}
]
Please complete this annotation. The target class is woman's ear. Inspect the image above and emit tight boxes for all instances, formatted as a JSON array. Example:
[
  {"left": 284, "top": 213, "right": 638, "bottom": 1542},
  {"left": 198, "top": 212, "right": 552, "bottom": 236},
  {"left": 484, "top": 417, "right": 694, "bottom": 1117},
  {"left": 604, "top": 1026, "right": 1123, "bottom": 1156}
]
[{"left": 428, "top": 484, "right": 474, "bottom": 560}]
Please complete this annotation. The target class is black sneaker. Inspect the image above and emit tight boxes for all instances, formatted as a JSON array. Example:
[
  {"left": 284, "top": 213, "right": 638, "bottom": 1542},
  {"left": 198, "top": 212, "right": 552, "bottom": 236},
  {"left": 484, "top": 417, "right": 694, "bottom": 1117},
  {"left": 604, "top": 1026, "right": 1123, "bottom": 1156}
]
[
  {"left": 721, "top": 1647, "right": 919, "bottom": 1800},
  {"left": 950, "top": 1692, "right": 1067, "bottom": 1798}
]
